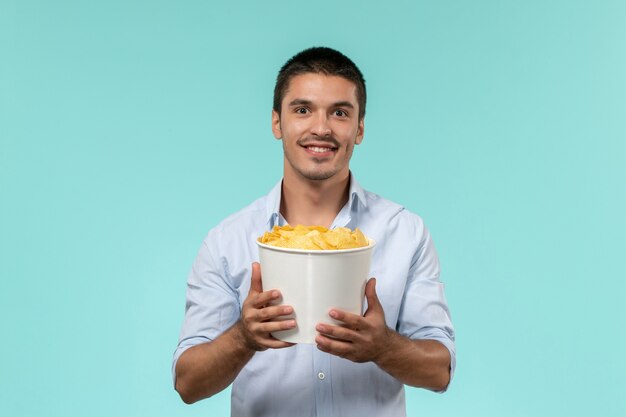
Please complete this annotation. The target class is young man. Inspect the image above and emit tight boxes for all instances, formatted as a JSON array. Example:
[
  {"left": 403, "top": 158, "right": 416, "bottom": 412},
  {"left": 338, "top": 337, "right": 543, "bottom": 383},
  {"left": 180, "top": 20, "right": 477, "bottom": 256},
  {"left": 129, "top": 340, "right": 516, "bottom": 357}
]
[{"left": 173, "top": 47, "right": 455, "bottom": 416}]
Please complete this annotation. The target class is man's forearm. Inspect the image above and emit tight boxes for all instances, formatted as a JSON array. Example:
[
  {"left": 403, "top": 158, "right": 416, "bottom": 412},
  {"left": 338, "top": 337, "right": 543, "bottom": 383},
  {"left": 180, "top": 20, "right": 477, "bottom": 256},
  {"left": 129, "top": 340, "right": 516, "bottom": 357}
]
[
  {"left": 175, "top": 321, "right": 254, "bottom": 404},
  {"left": 374, "top": 332, "right": 451, "bottom": 392}
]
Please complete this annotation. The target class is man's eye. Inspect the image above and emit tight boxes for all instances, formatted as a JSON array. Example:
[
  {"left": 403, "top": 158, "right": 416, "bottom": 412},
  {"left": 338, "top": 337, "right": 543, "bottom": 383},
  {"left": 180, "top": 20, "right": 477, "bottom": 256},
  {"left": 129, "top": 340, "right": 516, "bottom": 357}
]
[
  {"left": 335, "top": 110, "right": 347, "bottom": 117},
  {"left": 296, "top": 108, "right": 308, "bottom": 114}
]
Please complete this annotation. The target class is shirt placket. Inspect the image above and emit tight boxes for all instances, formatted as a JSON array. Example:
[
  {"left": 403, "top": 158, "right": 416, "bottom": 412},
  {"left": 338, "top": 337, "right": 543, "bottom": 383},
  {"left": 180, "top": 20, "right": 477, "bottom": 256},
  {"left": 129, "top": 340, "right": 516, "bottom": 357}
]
[
  {"left": 314, "top": 200, "right": 355, "bottom": 417},
  {"left": 313, "top": 348, "right": 332, "bottom": 417}
]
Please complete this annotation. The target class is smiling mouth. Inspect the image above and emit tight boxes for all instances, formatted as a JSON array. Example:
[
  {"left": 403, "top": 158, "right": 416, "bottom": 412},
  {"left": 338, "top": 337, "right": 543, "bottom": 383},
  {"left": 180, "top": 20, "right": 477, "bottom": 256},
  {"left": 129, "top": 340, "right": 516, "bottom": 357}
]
[{"left": 305, "top": 145, "right": 337, "bottom": 153}]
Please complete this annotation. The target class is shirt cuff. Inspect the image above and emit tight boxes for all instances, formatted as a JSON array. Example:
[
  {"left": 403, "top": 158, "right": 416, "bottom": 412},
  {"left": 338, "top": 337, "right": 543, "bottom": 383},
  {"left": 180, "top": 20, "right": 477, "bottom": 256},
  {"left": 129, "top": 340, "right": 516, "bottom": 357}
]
[{"left": 171, "top": 336, "right": 211, "bottom": 388}]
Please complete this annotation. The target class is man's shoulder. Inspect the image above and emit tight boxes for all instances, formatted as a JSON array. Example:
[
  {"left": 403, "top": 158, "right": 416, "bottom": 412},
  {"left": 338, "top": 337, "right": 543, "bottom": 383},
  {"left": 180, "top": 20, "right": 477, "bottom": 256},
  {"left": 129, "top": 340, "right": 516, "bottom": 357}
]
[
  {"left": 358, "top": 188, "right": 431, "bottom": 245},
  {"left": 361, "top": 189, "right": 425, "bottom": 227},
  {"left": 203, "top": 193, "right": 269, "bottom": 244}
]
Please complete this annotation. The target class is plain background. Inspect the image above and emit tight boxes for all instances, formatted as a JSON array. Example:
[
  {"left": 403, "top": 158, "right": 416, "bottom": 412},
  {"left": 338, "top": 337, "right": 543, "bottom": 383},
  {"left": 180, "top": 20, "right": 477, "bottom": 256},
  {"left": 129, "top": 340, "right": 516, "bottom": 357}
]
[{"left": 1, "top": 1, "right": 625, "bottom": 416}]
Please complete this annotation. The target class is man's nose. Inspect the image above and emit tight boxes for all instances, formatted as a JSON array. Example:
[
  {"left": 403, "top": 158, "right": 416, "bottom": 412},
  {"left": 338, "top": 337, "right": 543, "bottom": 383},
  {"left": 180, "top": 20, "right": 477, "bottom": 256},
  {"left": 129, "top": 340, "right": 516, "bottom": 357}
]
[{"left": 310, "top": 112, "right": 332, "bottom": 137}]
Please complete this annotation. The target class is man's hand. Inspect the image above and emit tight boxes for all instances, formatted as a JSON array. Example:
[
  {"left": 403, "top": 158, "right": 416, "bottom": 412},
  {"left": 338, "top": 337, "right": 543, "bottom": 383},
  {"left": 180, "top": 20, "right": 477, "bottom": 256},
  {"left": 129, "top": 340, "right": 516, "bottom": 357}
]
[
  {"left": 175, "top": 263, "right": 295, "bottom": 403},
  {"left": 239, "top": 262, "right": 296, "bottom": 351},
  {"left": 314, "top": 278, "right": 390, "bottom": 362},
  {"left": 314, "top": 277, "right": 452, "bottom": 391}
]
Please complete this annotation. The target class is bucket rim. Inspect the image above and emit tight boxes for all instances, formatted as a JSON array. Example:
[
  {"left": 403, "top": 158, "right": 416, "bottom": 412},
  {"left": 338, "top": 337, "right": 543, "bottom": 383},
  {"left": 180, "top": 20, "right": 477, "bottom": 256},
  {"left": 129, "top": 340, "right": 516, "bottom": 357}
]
[{"left": 256, "top": 238, "right": 376, "bottom": 254}]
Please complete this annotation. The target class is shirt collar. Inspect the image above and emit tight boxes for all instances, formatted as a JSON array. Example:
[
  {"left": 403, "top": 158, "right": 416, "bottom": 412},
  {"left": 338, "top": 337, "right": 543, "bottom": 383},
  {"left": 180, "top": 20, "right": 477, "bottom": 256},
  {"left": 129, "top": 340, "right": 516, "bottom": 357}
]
[
  {"left": 346, "top": 173, "right": 368, "bottom": 211},
  {"left": 265, "top": 180, "right": 284, "bottom": 228},
  {"left": 265, "top": 173, "right": 368, "bottom": 228}
]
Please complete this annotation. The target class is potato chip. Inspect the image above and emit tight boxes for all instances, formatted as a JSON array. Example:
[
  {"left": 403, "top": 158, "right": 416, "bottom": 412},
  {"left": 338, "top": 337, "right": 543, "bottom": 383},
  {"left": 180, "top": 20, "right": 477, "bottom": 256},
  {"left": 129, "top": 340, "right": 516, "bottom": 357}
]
[{"left": 258, "top": 225, "right": 370, "bottom": 250}]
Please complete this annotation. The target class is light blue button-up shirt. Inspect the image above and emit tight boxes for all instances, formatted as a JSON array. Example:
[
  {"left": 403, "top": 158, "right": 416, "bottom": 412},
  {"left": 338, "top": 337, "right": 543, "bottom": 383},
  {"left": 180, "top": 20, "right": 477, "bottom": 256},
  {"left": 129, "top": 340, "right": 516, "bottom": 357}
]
[{"left": 173, "top": 176, "right": 455, "bottom": 417}]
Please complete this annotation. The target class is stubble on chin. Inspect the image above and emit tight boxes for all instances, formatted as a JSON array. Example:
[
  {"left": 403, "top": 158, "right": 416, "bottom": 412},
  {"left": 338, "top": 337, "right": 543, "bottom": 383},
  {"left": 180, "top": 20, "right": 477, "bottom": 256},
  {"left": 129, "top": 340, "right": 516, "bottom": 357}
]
[
  {"left": 299, "top": 169, "right": 336, "bottom": 181},
  {"left": 287, "top": 154, "right": 336, "bottom": 181},
  {"left": 283, "top": 144, "right": 338, "bottom": 181}
]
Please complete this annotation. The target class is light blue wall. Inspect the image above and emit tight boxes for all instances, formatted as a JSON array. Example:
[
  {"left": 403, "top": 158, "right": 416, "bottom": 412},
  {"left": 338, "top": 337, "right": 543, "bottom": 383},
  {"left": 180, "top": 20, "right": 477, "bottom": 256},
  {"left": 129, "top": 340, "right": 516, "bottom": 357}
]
[{"left": 1, "top": 1, "right": 624, "bottom": 415}]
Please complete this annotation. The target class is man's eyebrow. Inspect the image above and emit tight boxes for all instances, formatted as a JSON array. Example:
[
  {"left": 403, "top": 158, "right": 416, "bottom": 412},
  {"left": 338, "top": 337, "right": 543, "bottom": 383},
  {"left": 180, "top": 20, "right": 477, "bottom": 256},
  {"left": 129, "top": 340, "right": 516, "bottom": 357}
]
[
  {"left": 287, "top": 99, "right": 355, "bottom": 109},
  {"left": 332, "top": 101, "right": 355, "bottom": 109},
  {"left": 288, "top": 99, "right": 313, "bottom": 107}
]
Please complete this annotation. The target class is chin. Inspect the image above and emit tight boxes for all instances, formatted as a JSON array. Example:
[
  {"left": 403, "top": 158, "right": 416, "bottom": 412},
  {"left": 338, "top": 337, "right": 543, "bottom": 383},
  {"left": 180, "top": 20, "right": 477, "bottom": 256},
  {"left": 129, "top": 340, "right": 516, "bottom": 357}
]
[{"left": 301, "top": 171, "right": 336, "bottom": 181}]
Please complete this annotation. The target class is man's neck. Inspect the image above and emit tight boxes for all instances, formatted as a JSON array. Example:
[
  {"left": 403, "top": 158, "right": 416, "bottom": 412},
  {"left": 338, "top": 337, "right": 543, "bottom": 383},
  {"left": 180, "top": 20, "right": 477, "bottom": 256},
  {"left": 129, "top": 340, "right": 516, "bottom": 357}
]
[{"left": 280, "top": 172, "right": 350, "bottom": 228}]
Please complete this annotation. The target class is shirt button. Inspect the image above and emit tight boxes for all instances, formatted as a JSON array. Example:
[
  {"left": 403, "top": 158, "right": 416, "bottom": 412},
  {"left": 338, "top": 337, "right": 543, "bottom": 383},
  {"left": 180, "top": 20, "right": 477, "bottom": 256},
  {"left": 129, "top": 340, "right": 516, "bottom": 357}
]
[{"left": 318, "top": 372, "right": 325, "bottom": 380}]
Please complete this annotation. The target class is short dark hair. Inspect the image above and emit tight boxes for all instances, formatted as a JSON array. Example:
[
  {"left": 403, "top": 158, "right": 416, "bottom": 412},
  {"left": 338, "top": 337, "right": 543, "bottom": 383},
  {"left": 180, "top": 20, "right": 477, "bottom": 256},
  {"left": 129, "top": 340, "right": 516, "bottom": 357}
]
[{"left": 273, "top": 47, "right": 367, "bottom": 120}]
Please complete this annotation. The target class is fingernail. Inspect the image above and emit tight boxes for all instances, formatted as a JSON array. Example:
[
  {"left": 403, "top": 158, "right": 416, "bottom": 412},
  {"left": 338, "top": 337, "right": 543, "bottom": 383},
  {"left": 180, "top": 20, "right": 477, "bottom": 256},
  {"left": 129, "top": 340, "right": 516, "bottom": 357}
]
[
  {"left": 329, "top": 310, "right": 337, "bottom": 318},
  {"left": 272, "top": 290, "right": 279, "bottom": 298},
  {"left": 316, "top": 324, "right": 326, "bottom": 332},
  {"left": 283, "top": 306, "right": 293, "bottom": 314}
]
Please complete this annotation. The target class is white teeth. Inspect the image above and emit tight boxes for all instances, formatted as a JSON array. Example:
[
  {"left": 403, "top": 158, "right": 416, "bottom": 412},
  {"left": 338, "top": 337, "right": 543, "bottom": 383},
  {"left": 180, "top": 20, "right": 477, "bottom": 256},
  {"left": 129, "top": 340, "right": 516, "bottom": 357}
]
[{"left": 308, "top": 146, "right": 333, "bottom": 153}]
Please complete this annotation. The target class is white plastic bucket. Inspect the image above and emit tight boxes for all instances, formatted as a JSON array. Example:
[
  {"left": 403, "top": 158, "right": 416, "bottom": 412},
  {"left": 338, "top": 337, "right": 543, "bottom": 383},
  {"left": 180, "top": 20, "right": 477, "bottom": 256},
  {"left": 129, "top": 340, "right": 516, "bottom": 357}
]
[{"left": 257, "top": 239, "right": 375, "bottom": 344}]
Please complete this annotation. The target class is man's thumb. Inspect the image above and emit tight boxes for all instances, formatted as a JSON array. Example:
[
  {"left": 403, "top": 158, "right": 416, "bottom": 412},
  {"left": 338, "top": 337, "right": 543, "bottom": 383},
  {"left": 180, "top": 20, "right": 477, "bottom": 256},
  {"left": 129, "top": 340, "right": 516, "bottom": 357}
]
[
  {"left": 250, "top": 262, "right": 263, "bottom": 294},
  {"left": 364, "top": 278, "right": 381, "bottom": 313}
]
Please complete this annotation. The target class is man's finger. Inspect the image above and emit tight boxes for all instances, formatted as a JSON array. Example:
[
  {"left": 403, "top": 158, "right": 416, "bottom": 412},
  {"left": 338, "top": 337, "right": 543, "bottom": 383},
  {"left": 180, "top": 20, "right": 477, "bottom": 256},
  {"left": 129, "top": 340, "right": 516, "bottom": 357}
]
[
  {"left": 316, "top": 323, "right": 359, "bottom": 343},
  {"left": 252, "top": 289, "right": 283, "bottom": 309},
  {"left": 262, "top": 338, "right": 296, "bottom": 350},
  {"left": 249, "top": 262, "right": 263, "bottom": 294},
  {"left": 255, "top": 304, "right": 294, "bottom": 321},
  {"left": 328, "top": 309, "right": 363, "bottom": 328},
  {"left": 315, "top": 334, "right": 353, "bottom": 356},
  {"left": 256, "top": 319, "right": 297, "bottom": 333}
]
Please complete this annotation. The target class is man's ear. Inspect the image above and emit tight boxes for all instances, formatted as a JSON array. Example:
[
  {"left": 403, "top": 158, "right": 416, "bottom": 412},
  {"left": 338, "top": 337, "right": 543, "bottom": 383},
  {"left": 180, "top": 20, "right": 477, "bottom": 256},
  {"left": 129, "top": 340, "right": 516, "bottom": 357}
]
[
  {"left": 355, "top": 118, "right": 364, "bottom": 145},
  {"left": 271, "top": 110, "right": 282, "bottom": 139}
]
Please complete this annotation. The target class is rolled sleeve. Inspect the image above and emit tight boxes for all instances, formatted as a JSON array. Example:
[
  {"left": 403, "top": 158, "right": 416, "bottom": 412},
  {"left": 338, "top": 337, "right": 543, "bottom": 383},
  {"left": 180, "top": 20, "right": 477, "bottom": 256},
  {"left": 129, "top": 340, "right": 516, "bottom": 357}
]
[
  {"left": 171, "top": 233, "right": 240, "bottom": 387},
  {"left": 397, "top": 227, "right": 456, "bottom": 389}
]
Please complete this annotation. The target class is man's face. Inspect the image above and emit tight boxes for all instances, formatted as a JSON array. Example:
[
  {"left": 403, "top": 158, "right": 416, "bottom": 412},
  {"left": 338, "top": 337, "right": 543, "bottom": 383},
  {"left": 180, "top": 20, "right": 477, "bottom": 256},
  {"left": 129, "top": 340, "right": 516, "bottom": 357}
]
[{"left": 272, "top": 73, "right": 364, "bottom": 182}]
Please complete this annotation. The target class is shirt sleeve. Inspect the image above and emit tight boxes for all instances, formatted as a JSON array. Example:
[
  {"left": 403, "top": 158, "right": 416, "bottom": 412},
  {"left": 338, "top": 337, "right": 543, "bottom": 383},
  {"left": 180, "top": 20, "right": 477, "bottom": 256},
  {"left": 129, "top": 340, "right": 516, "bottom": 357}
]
[
  {"left": 396, "top": 223, "right": 456, "bottom": 390},
  {"left": 171, "top": 230, "right": 241, "bottom": 387}
]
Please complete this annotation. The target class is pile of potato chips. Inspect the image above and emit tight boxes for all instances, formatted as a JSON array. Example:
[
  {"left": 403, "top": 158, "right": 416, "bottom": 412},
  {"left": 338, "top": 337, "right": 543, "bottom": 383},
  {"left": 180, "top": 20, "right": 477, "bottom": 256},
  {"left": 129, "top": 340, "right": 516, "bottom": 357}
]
[{"left": 259, "top": 225, "right": 369, "bottom": 250}]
